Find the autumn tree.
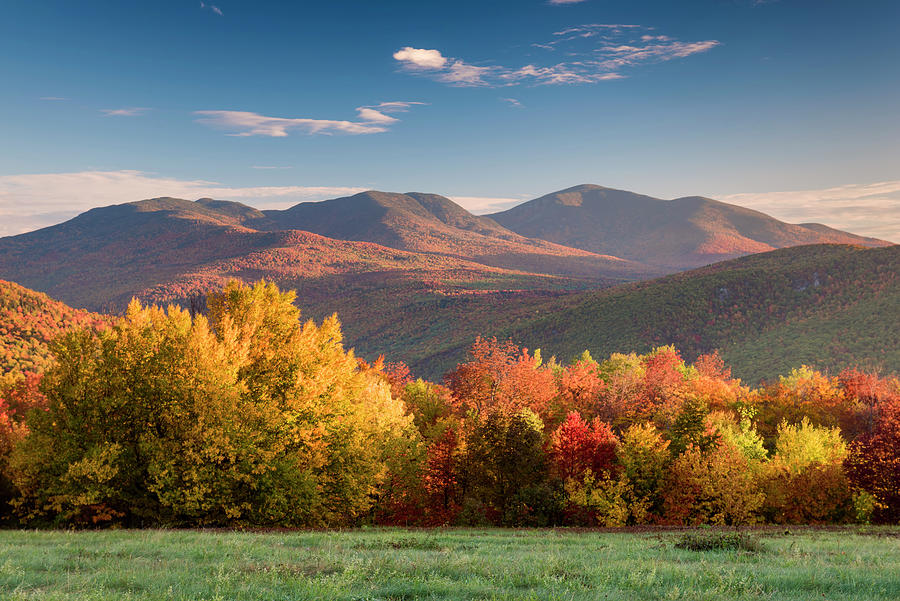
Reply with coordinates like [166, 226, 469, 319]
[0, 372, 45, 519]
[445, 337, 556, 420]
[11, 281, 412, 527]
[845, 391, 900, 523]
[549, 412, 619, 482]
[617, 423, 671, 520]
[458, 407, 554, 525]
[759, 418, 854, 524]
[662, 442, 764, 526]
[753, 367, 850, 444]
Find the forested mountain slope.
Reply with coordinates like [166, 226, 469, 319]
[330, 244, 899, 383]
[490, 244, 900, 383]
[0, 280, 108, 376]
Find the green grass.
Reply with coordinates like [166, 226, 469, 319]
[1, 528, 898, 600]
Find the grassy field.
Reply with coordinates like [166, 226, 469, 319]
[1, 528, 898, 600]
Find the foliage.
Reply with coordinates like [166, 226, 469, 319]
[846, 392, 900, 523]
[445, 337, 555, 420]
[2, 273, 899, 527]
[0, 280, 108, 377]
[617, 423, 671, 518]
[662, 443, 764, 526]
[708, 410, 768, 463]
[563, 471, 646, 527]
[10, 281, 412, 527]
[457, 407, 552, 525]
[759, 418, 853, 524]
[549, 412, 619, 482]
[669, 396, 719, 455]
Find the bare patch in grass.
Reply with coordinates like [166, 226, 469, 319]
[674, 531, 766, 553]
[242, 560, 344, 577]
[351, 538, 443, 551]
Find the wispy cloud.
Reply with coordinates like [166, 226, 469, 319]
[39, 96, 66, 101]
[194, 101, 424, 137]
[394, 25, 718, 87]
[719, 181, 900, 242]
[0, 170, 368, 236]
[548, 0, 588, 4]
[450, 195, 529, 214]
[355, 101, 427, 124]
[501, 97, 523, 108]
[251, 165, 293, 170]
[101, 107, 150, 117]
[200, 2, 223, 16]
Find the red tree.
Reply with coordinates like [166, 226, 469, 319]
[550, 412, 619, 482]
[846, 392, 900, 523]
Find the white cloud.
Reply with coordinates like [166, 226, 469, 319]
[355, 108, 398, 124]
[501, 97, 523, 108]
[718, 181, 900, 242]
[366, 101, 427, 112]
[393, 47, 448, 70]
[39, 96, 66, 101]
[394, 26, 718, 87]
[393, 47, 494, 87]
[440, 62, 495, 86]
[0, 170, 367, 236]
[548, 0, 588, 4]
[101, 107, 150, 117]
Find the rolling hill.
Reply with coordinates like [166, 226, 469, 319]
[0, 243, 896, 386]
[488, 184, 890, 269]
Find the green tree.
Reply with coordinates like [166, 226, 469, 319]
[459, 407, 553, 525]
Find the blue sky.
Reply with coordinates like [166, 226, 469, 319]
[1, 0, 898, 239]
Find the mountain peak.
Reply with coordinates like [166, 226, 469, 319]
[489, 185, 890, 269]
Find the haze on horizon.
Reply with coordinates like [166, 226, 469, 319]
[1, 0, 898, 240]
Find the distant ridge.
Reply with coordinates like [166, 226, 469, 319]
[488, 184, 889, 269]
[0, 192, 649, 313]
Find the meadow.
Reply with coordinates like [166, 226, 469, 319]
[1, 528, 898, 601]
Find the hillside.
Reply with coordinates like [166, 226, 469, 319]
[489, 185, 890, 270]
[386, 244, 898, 383]
[0, 280, 108, 377]
[0, 243, 896, 386]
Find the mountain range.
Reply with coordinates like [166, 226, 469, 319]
[0, 184, 894, 382]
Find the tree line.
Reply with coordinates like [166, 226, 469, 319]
[1, 281, 897, 527]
